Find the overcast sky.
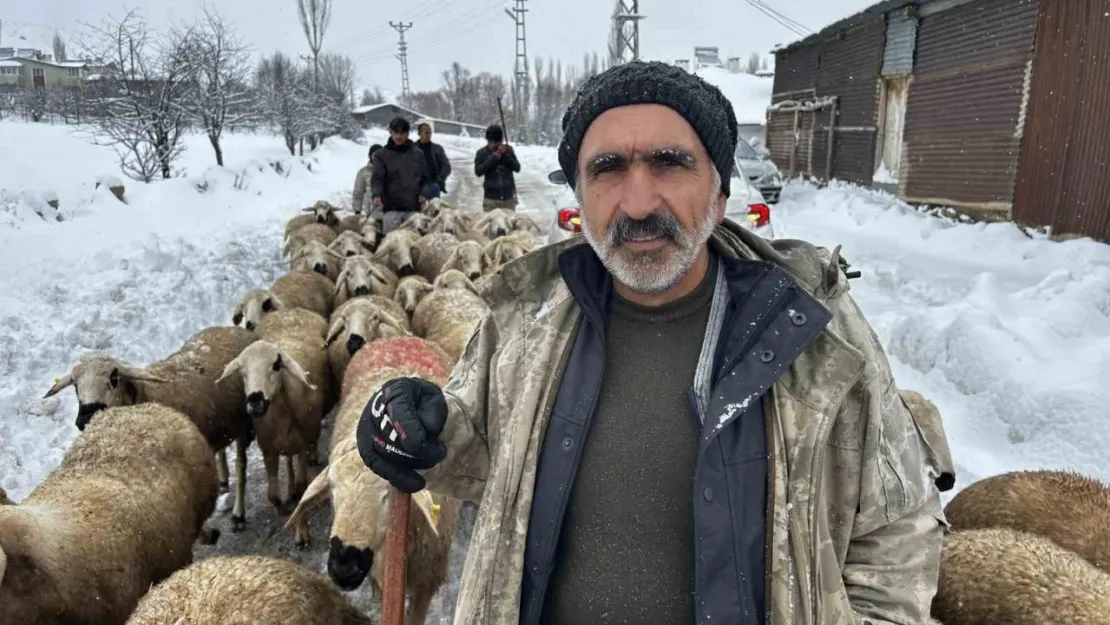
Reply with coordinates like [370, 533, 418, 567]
[6, 0, 876, 93]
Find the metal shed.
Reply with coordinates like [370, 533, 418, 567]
[350, 102, 487, 137]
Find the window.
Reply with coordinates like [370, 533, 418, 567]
[67, 67, 82, 77]
[32, 68, 44, 77]
[0, 67, 17, 76]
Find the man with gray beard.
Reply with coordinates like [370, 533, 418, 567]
[356, 61, 948, 625]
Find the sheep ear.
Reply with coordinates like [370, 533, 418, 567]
[231, 304, 244, 326]
[334, 266, 350, 292]
[324, 317, 347, 347]
[285, 468, 331, 530]
[482, 252, 496, 271]
[215, 356, 242, 385]
[412, 490, 441, 537]
[301, 206, 316, 213]
[269, 295, 285, 311]
[43, 372, 74, 398]
[279, 351, 316, 390]
[120, 365, 171, 383]
[326, 247, 346, 260]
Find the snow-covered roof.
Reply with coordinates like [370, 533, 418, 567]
[0, 60, 22, 67]
[351, 102, 487, 131]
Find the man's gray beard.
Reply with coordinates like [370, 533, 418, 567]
[582, 193, 719, 295]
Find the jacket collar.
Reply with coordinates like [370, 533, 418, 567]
[386, 138, 412, 152]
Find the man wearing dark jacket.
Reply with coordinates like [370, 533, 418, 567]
[371, 117, 430, 233]
[474, 124, 521, 211]
[416, 121, 451, 199]
[355, 61, 949, 625]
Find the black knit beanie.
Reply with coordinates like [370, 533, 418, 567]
[557, 60, 739, 197]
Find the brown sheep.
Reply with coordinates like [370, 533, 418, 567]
[43, 325, 256, 530]
[373, 228, 421, 277]
[411, 231, 460, 281]
[329, 229, 378, 258]
[290, 239, 344, 282]
[216, 308, 333, 546]
[284, 201, 341, 239]
[412, 269, 490, 364]
[0, 403, 219, 625]
[933, 527, 1110, 625]
[284, 222, 338, 259]
[394, 274, 434, 316]
[325, 297, 412, 385]
[334, 254, 400, 306]
[124, 555, 372, 625]
[289, 337, 459, 624]
[232, 270, 334, 333]
[944, 470, 1110, 570]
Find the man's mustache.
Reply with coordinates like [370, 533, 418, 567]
[607, 212, 680, 245]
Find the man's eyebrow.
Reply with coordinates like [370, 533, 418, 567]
[583, 146, 698, 177]
[584, 152, 627, 177]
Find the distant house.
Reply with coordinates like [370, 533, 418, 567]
[768, 0, 1110, 242]
[0, 56, 89, 92]
[350, 102, 488, 137]
[693, 46, 724, 69]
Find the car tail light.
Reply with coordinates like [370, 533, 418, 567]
[557, 208, 582, 233]
[746, 203, 771, 229]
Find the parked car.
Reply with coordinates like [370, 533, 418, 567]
[545, 155, 776, 244]
[735, 139, 783, 204]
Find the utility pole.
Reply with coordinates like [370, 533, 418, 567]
[503, 0, 529, 139]
[389, 21, 413, 104]
[611, 0, 645, 64]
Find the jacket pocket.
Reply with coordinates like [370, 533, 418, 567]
[875, 380, 936, 525]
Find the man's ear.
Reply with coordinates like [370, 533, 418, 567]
[715, 192, 728, 221]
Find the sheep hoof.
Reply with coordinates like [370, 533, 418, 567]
[218, 480, 230, 493]
[231, 515, 247, 532]
[295, 538, 310, 551]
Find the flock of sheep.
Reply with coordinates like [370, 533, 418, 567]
[1, 192, 1108, 625]
[0, 198, 542, 624]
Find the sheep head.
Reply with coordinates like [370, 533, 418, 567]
[216, 341, 315, 419]
[476, 210, 514, 239]
[325, 304, 410, 357]
[441, 240, 491, 283]
[287, 447, 440, 591]
[510, 213, 543, 235]
[484, 237, 530, 270]
[394, 276, 434, 315]
[291, 240, 343, 279]
[373, 230, 419, 277]
[303, 200, 339, 226]
[330, 230, 375, 258]
[43, 354, 170, 430]
[428, 210, 467, 236]
[433, 269, 481, 296]
[359, 219, 381, 251]
[232, 289, 284, 333]
[399, 213, 432, 235]
[335, 256, 396, 300]
[421, 197, 455, 218]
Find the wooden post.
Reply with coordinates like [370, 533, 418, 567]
[380, 488, 412, 625]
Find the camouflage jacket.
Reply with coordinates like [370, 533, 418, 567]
[423, 219, 949, 625]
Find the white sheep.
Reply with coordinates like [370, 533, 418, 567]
[124, 555, 373, 625]
[420, 196, 455, 217]
[933, 527, 1110, 625]
[290, 239, 344, 282]
[439, 239, 495, 283]
[0, 403, 220, 624]
[284, 201, 341, 239]
[289, 336, 459, 624]
[373, 228, 422, 277]
[335, 212, 369, 237]
[334, 254, 400, 306]
[359, 218, 382, 251]
[399, 212, 433, 235]
[484, 232, 535, 272]
[216, 308, 334, 547]
[232, 270, 334, 333]
[411, 231, 460, 281]
[394, 274, 435, 316]
[284, 222, 339, 259]
[43, 325, 256, 530]
[412, 269, 490, 364]
[426, 209, 472, 237]
[475, 208, 516, 239]
[509, 212, 544, 235]
[325, 297, 412, 386]
[329, 229, 378, 258]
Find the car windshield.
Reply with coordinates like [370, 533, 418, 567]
[735, 140, 760, 159]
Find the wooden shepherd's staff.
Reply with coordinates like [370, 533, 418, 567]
[380, 487, 411, 625]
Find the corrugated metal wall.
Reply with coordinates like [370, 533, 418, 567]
[901, 0, 1039, 214]
[1012, 0, 1110, 241]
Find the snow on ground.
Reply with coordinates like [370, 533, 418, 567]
[694, 66, 773, 125]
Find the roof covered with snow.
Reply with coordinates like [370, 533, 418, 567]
[694, 67, 774, 126]
[0, 60, 22, 67]
[351, 102, 488, 131]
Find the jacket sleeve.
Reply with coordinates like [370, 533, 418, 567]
[419, 312, 496, 503]
[370, 154, 385, 198]
[506, 148, 522, 173]
[841, 352, 946, 625]
[436, 145, 452, 186]
[474, 148, 496, 177]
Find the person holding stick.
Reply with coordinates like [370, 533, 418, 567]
[474, 124, 520, 211]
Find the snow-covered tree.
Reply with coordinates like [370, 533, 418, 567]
[187, 6, 255, 166]
[317, 52, 356, 107]
[52, 32, 67, 63]
[255, 51, 304, 155]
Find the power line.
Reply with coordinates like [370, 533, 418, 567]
[750, 0, 812, 35]
[389, 21, 413, 102]
[350, 2, 503, 72]
[743, 0, 809, 37]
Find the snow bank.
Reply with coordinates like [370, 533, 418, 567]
[694, 67, 774, 125]
[773, 181, 1110, 493]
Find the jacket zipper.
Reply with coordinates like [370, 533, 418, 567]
[763, 394, 776, 625]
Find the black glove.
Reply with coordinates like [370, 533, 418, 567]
[356, 377, 448, 493]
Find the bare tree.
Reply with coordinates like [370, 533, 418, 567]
[52, 32, 67, 62]
[295, 0, 332, 149]
[317, 52, 356, 106]
[77, 11, 199, 181]
[255, 51, 303, 155]
[188, 6, 254, 166]
[746, 52, 761, 74]
[358, 87, 385, 106]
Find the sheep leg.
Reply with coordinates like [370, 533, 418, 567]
[262, 449, 286, 515]
[406, 589, 433, 625]
[293, 453, 311, 549]
[231, 437, 249, 532]
[215, 448, 230, 492]
[284, 455, 296, 504]
[197, 521, 221, 546]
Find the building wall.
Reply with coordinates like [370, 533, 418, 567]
[900, 0, 1039, 216]
[1012, 0, 1110, 242]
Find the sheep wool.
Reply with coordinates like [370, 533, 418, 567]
[944, 469, 1110, 571]
[125, 555, 372, 625]
[933, 527, 1110, 625]
[412, 232, 461, 281]
[0, 404, 218, 625]
[412, 269, 490, 364]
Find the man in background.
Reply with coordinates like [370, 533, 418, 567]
[371, 117, 429, 233]
[416, 120, 451, 200]
[352, 143, 382, 220]
[474, 124, 521, 211]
